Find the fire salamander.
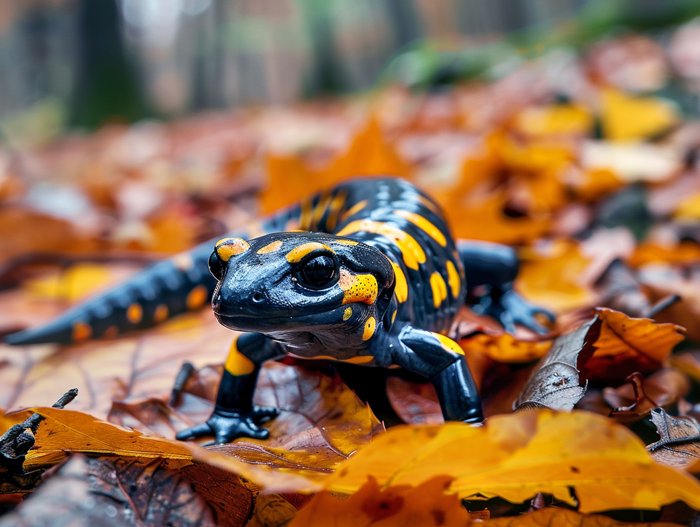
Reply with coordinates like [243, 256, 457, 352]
[6, 177, 552, 443]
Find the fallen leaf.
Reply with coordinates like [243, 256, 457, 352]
[586, 308, 685, 382]
[604, 370, 691, 422]
[462, 333, 551, 364]
[318, 409, 700, 513]
[600, 88, 679, 142]
[648, 408, 700, 469]
[480, 507, 683, 527]
[289, 475, 468, 527]
[515, 317, 600, 411]
[0, 455, 216, 527]
[386, 377, 443, 425]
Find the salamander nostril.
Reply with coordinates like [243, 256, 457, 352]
[252, 292, 264, 303]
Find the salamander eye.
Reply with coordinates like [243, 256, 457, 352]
[209, 251, 225, 281]
[299, 255, 337, 289]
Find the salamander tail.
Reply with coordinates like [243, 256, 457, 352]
[4, 248, 216, 346]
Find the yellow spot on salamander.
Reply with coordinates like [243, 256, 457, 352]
[446, 261, 461, 299]
[337, 220, 426, 270]
[392, 310, 397, 323]
[127, 303, 143, 324]
[339, 269, 378, 305]
[289, 353, 374, 364]
[225, 337, 255, 376]
[391, 262, 408, 303]
[343, 306, 353, 321]
[335, 239, 358, 245]
[286, 242, 334, 263]
[153, 304, 169, 323]
[430, 272, 448, 308]
[103, 325, 118, 339]
[325, 192, 347, 232]
[393, 210, 447, 246]
[363, 317, 376, 341]
[311, 191, 332, 230]
[435, 333, 464, 356]
[215, 238, 250, 262]
[257, 240, 283, 254]
[339, 200, 368, 223]
[172, 253, 194, 271]
[72, 321, 92, 341]
[186, 285, 208, 310]
[299, 197, 313, 230]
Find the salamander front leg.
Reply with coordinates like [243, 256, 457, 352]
[457, 240, 554, 334]
[396, 327, 483, 423]
[176, 332, 284, 444]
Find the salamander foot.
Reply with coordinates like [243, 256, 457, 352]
[176, 405, 279, 444]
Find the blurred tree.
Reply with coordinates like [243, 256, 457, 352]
[70, 0, 147, 129]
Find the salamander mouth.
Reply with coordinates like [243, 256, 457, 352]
[213, 304, 350, 332]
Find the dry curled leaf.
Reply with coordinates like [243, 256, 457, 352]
[515, 317, 600, 411]
[648, 408, 700, 469]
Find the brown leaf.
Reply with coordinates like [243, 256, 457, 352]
[0, 455, 216, 527]
[515, 317, 600, 411]
[386, 377, 443, 425]
[648, 408, 700, 469]
[481, 507, 683, 527]
[604, 370, 690, 422]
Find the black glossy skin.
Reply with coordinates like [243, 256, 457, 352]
[5, 177, 552, 443]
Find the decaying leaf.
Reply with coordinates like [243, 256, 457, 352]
[0, 455, 216, 527]
[480, 507, 683, 527]
[648, 408, 700, 469]
[514, 317, 600, 411]
[586, 308, 685, 382]
[318, 409, 700, 513]
[289, 475, 468, 527]
[604, 370, 691, 422]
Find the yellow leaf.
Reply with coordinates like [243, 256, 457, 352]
[600, 88, 679, 142]
[461, 333, 551, 363]
[24, 263, 112, 302]
[319, 410, 700, 513]
[512, 104, 593, 137]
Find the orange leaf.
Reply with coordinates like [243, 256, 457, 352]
[289, 476, 468, 527]
[318, 409, 700, 513]
[586, 308, 685, 382]
[445, 190, 549, 244]
[260, 118, 411, 213]
[461, 333, 551, 363]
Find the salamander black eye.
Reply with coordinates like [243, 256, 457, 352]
[299, 255, 337, 289]
[209, 251, 225, 281]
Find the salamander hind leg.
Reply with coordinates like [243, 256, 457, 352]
[457, 240, 554, 334]
[396, 327, 483, 423]
[176, 332, 284, 444]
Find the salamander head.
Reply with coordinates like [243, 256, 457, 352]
[209, 233, 395, 343]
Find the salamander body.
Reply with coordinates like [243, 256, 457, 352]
[6, 177, 551, 443]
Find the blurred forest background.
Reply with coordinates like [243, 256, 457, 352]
[2, 0, 700, 137]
